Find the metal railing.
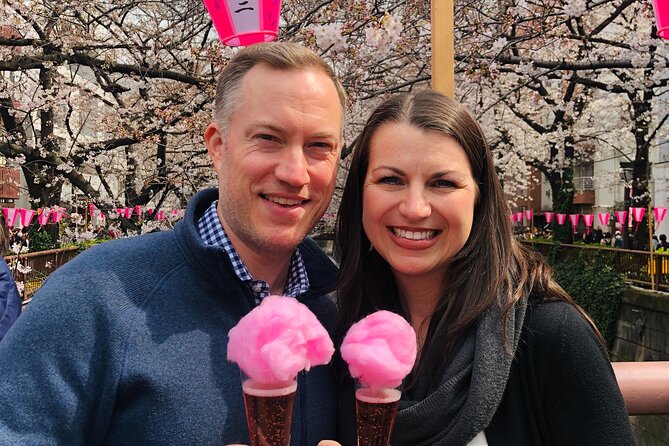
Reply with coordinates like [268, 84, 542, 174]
[522, 240, 669, 291]
[4, 246, 81, 299]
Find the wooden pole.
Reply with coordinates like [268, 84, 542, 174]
[431, 0, 455, 97]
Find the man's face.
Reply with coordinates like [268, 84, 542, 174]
[204, 63, 343, 258]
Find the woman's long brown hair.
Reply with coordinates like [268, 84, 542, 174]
[334, 91, 603, 384]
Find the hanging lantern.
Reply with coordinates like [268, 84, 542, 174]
[652, 0, 669, 39]
[202, 0, 282, 47]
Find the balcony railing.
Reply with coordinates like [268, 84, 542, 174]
[573, 175, 594, 192]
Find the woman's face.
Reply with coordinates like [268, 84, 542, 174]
[362, 122, 478, 280]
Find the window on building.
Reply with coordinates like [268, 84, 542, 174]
[573, 162, 594, 192]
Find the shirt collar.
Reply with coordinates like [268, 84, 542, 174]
[196, 201, 310, 304]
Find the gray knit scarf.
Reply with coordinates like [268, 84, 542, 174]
[392, 296, 528, 445]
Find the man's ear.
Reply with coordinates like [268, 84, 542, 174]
[204, 122, 224, 168]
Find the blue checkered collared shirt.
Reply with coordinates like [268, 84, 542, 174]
[196, 201, 309, 305]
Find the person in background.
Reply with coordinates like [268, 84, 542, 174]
[652, 235, 659, 251]
[659, 234, 669, 251]
[331, 91, 634, 445]
[601, 231, 612, 246]
[613, 230, 623, 248]
[0, 42, 346, 445]
[0, 257, 21, 341]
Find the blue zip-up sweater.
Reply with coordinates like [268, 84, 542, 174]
[0, 189, 339, 445]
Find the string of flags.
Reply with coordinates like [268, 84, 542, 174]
[2, 205, 185, 228]
[510, 207, 668, 234]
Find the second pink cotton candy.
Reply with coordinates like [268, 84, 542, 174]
[227, 295, 335, 386]
[341, 310, 417, 389]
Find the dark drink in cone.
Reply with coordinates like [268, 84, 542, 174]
[355, 387, 401, 446]
[242, 379, 297, 446]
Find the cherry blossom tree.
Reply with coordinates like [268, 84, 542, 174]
[455, 0, 668, 245]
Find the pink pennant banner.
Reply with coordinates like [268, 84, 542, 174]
[52, 207, 65, 223]
[19, 208, 35, 227]
[598, 213, 610, 227]
[514, 212, 523, 223]
[135, 205, 141, 216]
[38, 209, 51, 225]
[124, 208, 133, 218]
[89, 203, 95, 217]
[583, 214, 594, 226]
[157, 210, 164, 220]
[556, 213, 567, 225]
[147, 208, 154, 215]
[631, 207, 645, 232]
[569, 214, 580, 234]
[544, 212, 554, 223]
[524, 209, 533, 221]
[631, 207, 645, 222]
[3, 207, 19, 227]
[615, 210, 628, 225]
[583, 214, 594, 234]
[654, 207, 667, 224]
[115, 208, 123, 215]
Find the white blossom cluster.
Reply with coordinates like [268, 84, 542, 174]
[310, 23, 347, 52]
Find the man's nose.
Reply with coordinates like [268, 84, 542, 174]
[275, 146, 310, 187]
[398, 187, 431, 220]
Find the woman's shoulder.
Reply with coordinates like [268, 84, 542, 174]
[521, 298, 606, 363]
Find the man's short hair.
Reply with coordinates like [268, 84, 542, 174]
[213, 42, 347, 135]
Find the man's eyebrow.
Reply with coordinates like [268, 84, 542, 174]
[252, 121, 286, 134]
[251, 121, 338, 140]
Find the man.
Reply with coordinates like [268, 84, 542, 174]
[0, 42, 346, 445]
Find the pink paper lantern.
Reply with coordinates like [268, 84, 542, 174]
[652, 0, 669, 39]
[38, 209, 51, 226]
[583, 214, 594, 234]
[556, 213, 567, 225]
[514, 212, 523, 223]
[3, 207, 19, 227]
[615, 210, 628, 225]
[524, 209, 533, 221]
[135, 205, 142, 216]
[19, 208, 35, 227]
[124, 208, 133, 219]
[598, 213, 610, 227]
[202, 0, 281, 47]
[654, 207, 667, 224]
[569, 214, 579, 233]
[631, 207, 645, 232]
[544, 211, 554, 223]
[52, 207, 65, 223]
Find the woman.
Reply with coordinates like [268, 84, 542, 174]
[332, 91, 634, 445]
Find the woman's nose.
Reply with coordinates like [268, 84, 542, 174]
[398, 187, 431, 220]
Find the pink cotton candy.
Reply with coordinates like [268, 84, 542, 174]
[227, 295, 335, 386]
[341, 311, 417, 389]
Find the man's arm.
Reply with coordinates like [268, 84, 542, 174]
[0, 265, 122, 445]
